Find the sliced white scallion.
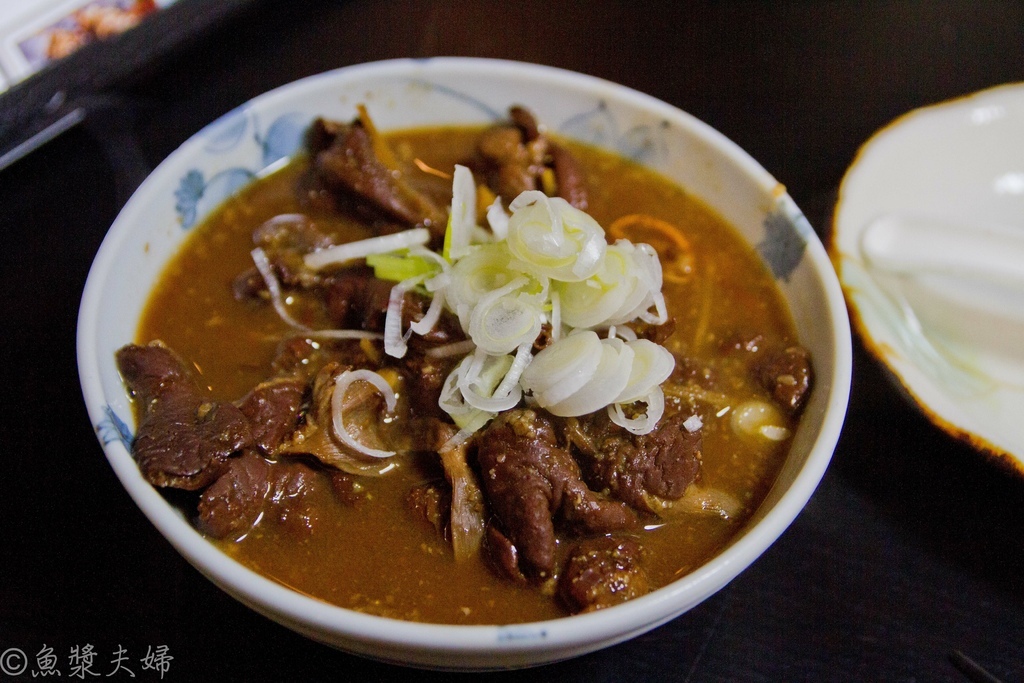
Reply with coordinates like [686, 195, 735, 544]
[505, 193, 606, 282]
[466, 276, 544, 354]
[303, 228, 431, 270]
[520, 329, 603, 407]
[457, 349, 522, 413]
[614, 339, 676, 404]
[331, 369, 398, 459]
[543, 337, 635, 417]
[555, 242, 637, 329]
[608, 386, 666, 435]
[446, 164, 477, 261]
[486, 196, 509, 240]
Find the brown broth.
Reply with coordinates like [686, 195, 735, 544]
[137, 128, 800, 625]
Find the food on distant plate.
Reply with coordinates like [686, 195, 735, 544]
[116, 106, 812, 624]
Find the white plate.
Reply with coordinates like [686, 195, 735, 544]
[832, 82, 1024, 475]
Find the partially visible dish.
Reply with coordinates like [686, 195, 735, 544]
[832, 82, 1024, 475]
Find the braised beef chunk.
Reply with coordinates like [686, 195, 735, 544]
[400, 352, 461, 419]
[198, 453, 330, 539]
[265, 459, 324, 534]
[232, 215, 334, 300]
[558, 536, 650, 614]
[270, 337, 321, 377]
[197, 451, 271, 539]
[477, 409, 637, 580]
[568, 411, 702, 513]
[474, 106, 590, 210]
[116, 343, 252, 490]
[235, 378, 306, 455]
[306, 117, 447, 236]
[757, 345, 813, 415]
[548, 143, 589, 210]
[324, 268, 393, 332]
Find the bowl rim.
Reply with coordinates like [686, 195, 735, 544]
[77, 56, 852, 664]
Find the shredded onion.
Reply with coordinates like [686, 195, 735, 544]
[331, 370, 398, 459]
[383, 275, 426, 358]
[303, 228, 431, 270]
[251, 247, 311, 331]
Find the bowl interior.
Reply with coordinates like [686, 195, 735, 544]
[78, 57, 851, 670]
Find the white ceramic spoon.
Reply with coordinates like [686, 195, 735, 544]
[859, 212, 1024, 367]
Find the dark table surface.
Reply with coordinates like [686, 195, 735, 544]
[2, 1, 1023, 680]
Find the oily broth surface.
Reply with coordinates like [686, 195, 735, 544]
[136, 127, 798, 624]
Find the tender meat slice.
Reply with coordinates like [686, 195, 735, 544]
[756, 345, 813, 415]
[197, 451, 271, 539]
[116, 343, 252, 490]
[307, 117, 447, 236]
[558, 536, 650, 614]
[477, 409, 637, 580]
[235, 377, 306, 455]
[567, 411, 702, 514]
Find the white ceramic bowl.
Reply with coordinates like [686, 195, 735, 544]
[77, 58, 852, 670]
[833, 83, 1024, 475]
